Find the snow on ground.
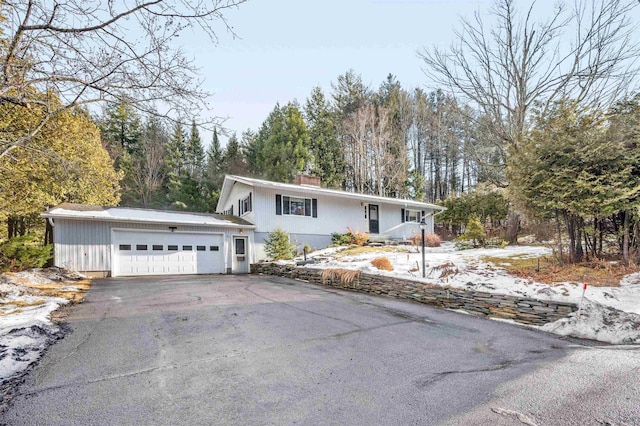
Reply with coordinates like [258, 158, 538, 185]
[302, 242, 640, 344]
[0, 269, 87, 385]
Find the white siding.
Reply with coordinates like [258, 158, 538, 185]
[53, 219, 253, 273]
[253, 186, 368, 235]
[219, 182, 254, 223]
[253, 186, 435, 238]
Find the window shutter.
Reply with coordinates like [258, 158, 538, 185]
[312, 198, 318, 218]
[422, 210, 426, 222]
[276, 194, 282, 215]
[283, 196, 290, 215]
[401, 208, 405, 223]
[230, 205, 233, 216]
[249, 193, 252, 212]
[304, 199, 312, 216]
[239, 200, 241, 215]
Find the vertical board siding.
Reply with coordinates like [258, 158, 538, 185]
[219, 182, 254, 223]
[53, 219, 252, 272]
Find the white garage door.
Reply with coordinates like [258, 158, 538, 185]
[113, 230, 225, 276]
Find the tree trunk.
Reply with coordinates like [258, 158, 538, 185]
[623, 209, 630, 265]
[555, 210, 564, 266]
[506, 212, 520, 245]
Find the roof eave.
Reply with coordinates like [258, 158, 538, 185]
[41, 212, 257, 229]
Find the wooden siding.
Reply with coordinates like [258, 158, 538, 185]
[53, 219, 254, 272]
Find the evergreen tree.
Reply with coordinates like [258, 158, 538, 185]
[99, 101, 142, 160]
[304, 86, 344, 188]
[251, 102, 311, 183]
[223, 133, 248, 176]
[264, 227, 295, 260]
[186, 120, 205, 179]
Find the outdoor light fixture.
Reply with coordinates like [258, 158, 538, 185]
[419, 217, 427, 278]
[169, 226, 177, 232]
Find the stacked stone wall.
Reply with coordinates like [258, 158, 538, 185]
[251, 263, 577, 326]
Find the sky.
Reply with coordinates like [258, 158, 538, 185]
[181, 0, 639, 146]
[182, 0, 492, 145]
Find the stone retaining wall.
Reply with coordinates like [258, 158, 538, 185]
[251, 263, 577, 326]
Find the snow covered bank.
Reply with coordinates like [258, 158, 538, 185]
[302, 243, 640, 344]
[0, 269, 88, 385]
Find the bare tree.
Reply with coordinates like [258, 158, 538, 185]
[419, 0, 640, 159]
[0, 0, 246, 159]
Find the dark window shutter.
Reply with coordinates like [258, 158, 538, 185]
[401, 208, 405, 223]
[230, 205, 233, 215]
[276, 194, 282, 215]
[283, 196, 290, 215]
[312, 198, 318, 218]
[249, 193, 252, 212]
[239, 200, 241, 215]
[422, 210, 426, 222]
[304, 199, 311, 216]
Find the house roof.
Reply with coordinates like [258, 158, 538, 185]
[42, 203, 256, 228]
[217, 175, 446, 212]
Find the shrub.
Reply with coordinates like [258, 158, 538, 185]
[409, 232, 442, 247]
[370, 257, 393, 271]
[264, 227, 295, 260]
[457, 215, 487, 248]
[331, 228, 369, 246]
[0, 234, 53, 272]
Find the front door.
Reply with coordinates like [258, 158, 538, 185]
[232, 236, 249, 273]
[368, 204, 379, 234]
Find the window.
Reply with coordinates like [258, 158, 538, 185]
[276, 195, 317, 217]
[168, 245, 178, 251]
[136, 244, 148, 251]
[152, 245, 163, 251]
[235, 238, 246, 255]
[182, 245, 192, 251]
[210, 246, 219, 251]
[404, 209, 421, 223]
[197, 246, 206, 251]
[223, 205, 234, 216]
[240, 194, 252, 215]
[119, 244, 131, 251]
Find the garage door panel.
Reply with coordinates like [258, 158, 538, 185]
[113, 230, 225, 276]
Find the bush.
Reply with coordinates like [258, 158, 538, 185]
[264, 227, 295, 260]
[457, 215, 487, 248]
[331, 228, 369, 246]
[371, 257, 393, 271]
[409, 233, 442, 247]
[0, 234, 52, 272]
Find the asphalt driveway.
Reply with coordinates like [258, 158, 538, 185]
[2, 274, 633, 425]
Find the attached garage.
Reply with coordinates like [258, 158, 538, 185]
[42, 204, 255, 277]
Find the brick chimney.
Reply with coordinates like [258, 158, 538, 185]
[295, 174, 321, 187]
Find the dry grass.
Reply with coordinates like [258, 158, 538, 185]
[321, 269, 362, 284]
[337, 246, 409, 257]
[430, 261, 459, 279]
[409, 233, 442, 247]
[370, 257, 393, 271]
[24, 279, 92, 303]
[482, 255, 640, 287]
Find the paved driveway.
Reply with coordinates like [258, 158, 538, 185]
[2, 274, 637, 425]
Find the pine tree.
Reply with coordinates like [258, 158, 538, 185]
[264, 227, 295, 260]
[186, 120, 205, 179]
[305, 86, 344, 188]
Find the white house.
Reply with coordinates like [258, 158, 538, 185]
[216, 174, 446, 260]
[42, 204, 256, 277]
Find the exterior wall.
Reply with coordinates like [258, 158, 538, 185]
[253, 231, 332, 261]
[52, 219, 254, 274]
[252, 186, 436, 252]
[219, 181, 254, 224]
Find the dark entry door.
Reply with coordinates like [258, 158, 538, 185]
[368, 204, 379, 234]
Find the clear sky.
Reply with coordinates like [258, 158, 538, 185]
[182, 0, 638, 146]
[180, 0, 491, 145]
